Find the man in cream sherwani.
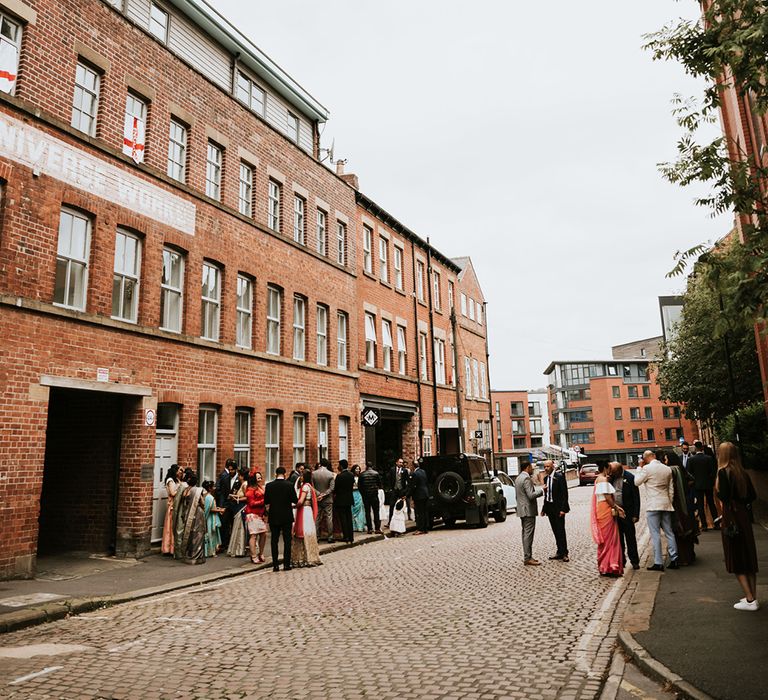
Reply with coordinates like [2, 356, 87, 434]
[635, 449, 678, 571]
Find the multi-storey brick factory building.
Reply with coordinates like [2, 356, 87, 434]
[0, 0, 492, 578]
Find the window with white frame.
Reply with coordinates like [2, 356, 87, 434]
[265, 411, 280, 479]
[450, 343, 457, 386]
[432, 271, 441, 310]
[286, 112, 299, 143]
[234, 409, 251, 469]
[434, 337, 446, 384]
[419, 332, 428, 380]
[268, 180, 281, 231]
[316, 209, 327, 256]
[123, 93, 147, 164]
[469, 298, 476, 321]
[479, 362, 487, 399]
[200, 262, 221, 341]
[337, 311, 348, 370]
[336, 221, 346, 265]
[71, 62, 100, 136]
[149, 3, 169, 43]
[236, 275, 253, 348]
[235, 71, 265, 116]
[364, 313, 377, 367]
[472, 358, 480, 398]
[379, 237, 388, 283]
[54, 208, 91, 310]
[464, 357, 472, 398]
[448, 281, 454, 309]
[477, 303, 483, 326]
[266, 285, 281, 354]
[293, 295, 306, 360]
[382, 319, 393, 372]
[338, 416, 349, 461]
[197, 406, 217, 483]
[160, 247, 184, 332]
[0, 13, 21, 95]
[112, 229, 141, 322]
[293, 195, 305, 244]
[317, 415, 329, 461]
[363, 226, 373, 274]
[238, 162, 253, 217]
[205, 142, 223, 200]
[397, 325, 407, 375]
[423, 434, 432, 456]
[460, 293, 467, 316]
[416, 260, 425, 302]
[316, 304, 328, 365]
[167, 118, 187, 182]
[293, 413, 306, 466]
[393, 245, 403, 290]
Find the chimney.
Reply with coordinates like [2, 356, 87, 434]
[335, 159, 346, 176]
[335, 159, 359, 190]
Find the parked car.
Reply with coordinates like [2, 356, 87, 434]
[420, 453, 507, 527]
[490, 471, 517, 513]
[578, 463, 599, 486]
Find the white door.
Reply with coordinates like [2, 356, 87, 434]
[151, 433, 178, 542]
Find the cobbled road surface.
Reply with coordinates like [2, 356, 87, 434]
[0, 487, 641, 699]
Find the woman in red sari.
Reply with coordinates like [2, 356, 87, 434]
[244, 472, 267, 564]
[292, 469, 321, 567]
[591, 463, 625, 577]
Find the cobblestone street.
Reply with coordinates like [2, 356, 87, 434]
[0, 487, 642, 700]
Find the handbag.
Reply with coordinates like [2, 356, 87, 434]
[724, 522, 740, 538]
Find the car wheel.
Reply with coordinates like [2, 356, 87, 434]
[477, 500, 489, 528]
[443, 516, 456, 528]
[493, 497, 507, 523]
[435, 471, 465, 504]
[579, 480, 585, 486]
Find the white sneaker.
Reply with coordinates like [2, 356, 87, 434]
[733, 599, 759, 611]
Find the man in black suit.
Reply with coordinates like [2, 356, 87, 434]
[541, 460, 570, 561]
[409, 461, 430, 534]
[215, 458, 239, 546]
[388, 457, 411, 523]
[264, 466, 298, 571]
[688, 441, 718, 530]
[357, 461, 383, 534]
[609, 461, 641, 569]
[333, 459, 355, 544]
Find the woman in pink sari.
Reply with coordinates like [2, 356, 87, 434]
[291, 469, 322, 567]
[591, 463, 625, 577]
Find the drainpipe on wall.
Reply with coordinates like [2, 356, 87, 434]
[483, 301, 495, 468]
[426, 239, 440, 456]
[450, 306, 465, 453]
[410, 239, 424, 456]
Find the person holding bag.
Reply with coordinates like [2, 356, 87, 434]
[715, 442, 759, 611]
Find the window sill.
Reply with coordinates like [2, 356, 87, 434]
[394, 287, 407, 297]
[363, 270, 377, 281]
[379, 279, 392, 289]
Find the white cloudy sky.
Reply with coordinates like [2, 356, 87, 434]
[210, 0, 727, 389]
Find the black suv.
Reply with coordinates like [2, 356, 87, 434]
[419, 453, 506, 528]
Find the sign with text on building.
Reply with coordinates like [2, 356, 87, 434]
[0, 112, 196, 235]
[96, 367, 109, 382]
[361, 407, 380, 427]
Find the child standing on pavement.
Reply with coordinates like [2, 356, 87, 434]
[389, 497, 407, 535]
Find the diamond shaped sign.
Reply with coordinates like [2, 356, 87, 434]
[361, 407, 380, 427]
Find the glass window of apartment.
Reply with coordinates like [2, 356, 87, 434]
[265, 411, 280, 480]
[149, 3, 169, 42]
[510, 401, 524, 416]
[292, 295, 306, 360]
[511, 420, 524, 434]
[642, 385, 651, 398]
[123, 93, 147, 164]
[465, 357, 472, 398]
[71, 62, 100, 136]
[472, 358, 480, 398]
[416, 260, 425, 302]
[630, 407, 640, 420]
[614, 408, 622, 420]
[293, 195, 305, 245]
[647, 428, 655, 441]
[268, 180, 281, 231]
[112, 229, 141, 322]
[528, 401, 541, 416]
[0, 13, 21, 95]
[197, 406, 217, 483]
[364, 312, 377, 367]
[336, 221, 346, 265]
[235, 275, 252, 349]
[266, 285, 281, 355]
[316, 209, 327, 256]
[293, 413, 306, 466]
[363, 226, 373, 274]
[450, 343, 457, 386]
[316, 304, 328, 366]
[644, 407, 653, 420]
[167, 118, 187, 182]
[160, 247, 184, 332]
[54, 208, 91, 310]
[448, 281, 454, 309]
[460, 292, 467, 316]
[419, 332, 428, 380]
[530, 419, 542, 434]
[382, 320, 393, 371]
[286, 112, 299, 143]
[623, 364, 632, 378]
[479, 361, 487, 398]
[432, 272, 441, 310]
[616, 429, 625, 442]
[235, 71, 265, 116]
[468, 298, 476, 320]
[200, 262, 221, 341]
[234, 409, 251, 469]
[397, 325, 407, 375]
[631, 429, 642, 442]
[513, 437, 527, 449]
[338, 417, 349, 461]
[238, 163, 253, 217]
[627, 385, 638, 398]
[423, 434, 432, 456]
[337, 312, 348, 370]
[205, 142, 223, 200]
[612, 386, 621, 398]
[607, 364, 618, 376]
[477, 303, 483, 326]
[379, 237, 388, 283]
[393, 246, 403, 290]
[317, 415, 329, 461]
[434, 338, 446, 384]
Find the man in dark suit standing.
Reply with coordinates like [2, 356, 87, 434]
[688, 441, 718, 530]
[216, 458, 239, 547]
[409, 461, 430, 535]
[610, 461, 640, 569]
[357, 461, 382, 534]
[388, 457, 411, 523]
[541, 460, 570, 561]
[333, 459, 355, 544]
[264, 466, 298, 571]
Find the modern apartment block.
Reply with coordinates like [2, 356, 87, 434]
[491, 389, 549, 453]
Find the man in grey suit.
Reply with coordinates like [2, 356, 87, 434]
[515, 460, 544, 566]
[312, 458, 336, 543]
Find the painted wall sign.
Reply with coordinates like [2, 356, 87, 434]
[0, 112, 196, 235]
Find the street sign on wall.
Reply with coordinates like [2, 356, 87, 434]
[361, 407, 380, 427]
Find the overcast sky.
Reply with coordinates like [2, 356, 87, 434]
[211, 0, 727, 389]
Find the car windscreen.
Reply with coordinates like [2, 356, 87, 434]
[467, 458, 489, 480]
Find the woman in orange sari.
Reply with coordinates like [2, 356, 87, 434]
[292, 468, 321, 567]
[161, 464, 181, 555]
[591, 463, 625, 577]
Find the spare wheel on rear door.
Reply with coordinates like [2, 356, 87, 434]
[435, 471, 465, 504]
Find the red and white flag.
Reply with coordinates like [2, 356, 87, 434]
[0, 42, 18, 94]
[122, 114, 145, 164]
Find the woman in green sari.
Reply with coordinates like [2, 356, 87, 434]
[174, 472, 206, 564]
